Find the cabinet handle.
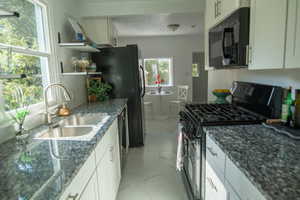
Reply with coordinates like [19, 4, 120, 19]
[207, 177, 218, 192]
[207, 147, 218, 157]
[66, 193, 79, 200]
[110, 146, 114, 162]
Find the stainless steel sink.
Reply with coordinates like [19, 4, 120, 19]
[36, 126, 94, 140]
[34, 113, 110, 141]
[59, 113, 110, 127]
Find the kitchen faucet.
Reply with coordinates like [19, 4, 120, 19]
[44, 83, 72, 125]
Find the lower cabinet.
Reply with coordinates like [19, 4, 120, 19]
[205, 161, 228, 200]
[205, 135, 265, 200]
[80, 173, 99, 200]
[60, 119, 121, 200]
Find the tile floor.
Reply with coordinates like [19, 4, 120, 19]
[117, 118, 188, 200]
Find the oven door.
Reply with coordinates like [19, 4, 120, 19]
[182, 132, 202, 200]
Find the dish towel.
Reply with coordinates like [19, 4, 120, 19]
[176, 123, 184, 171]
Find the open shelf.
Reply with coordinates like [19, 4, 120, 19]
[62, 72, 102, 76]
[59, 42, 100, 52]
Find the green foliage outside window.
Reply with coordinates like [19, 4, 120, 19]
[144, 58, 172, 86]
[0, 0, 47, 111]
[192, 64, 199, 77]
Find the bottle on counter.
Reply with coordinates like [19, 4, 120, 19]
[281, 87, 294, 125]
[295, 90, 300, 128]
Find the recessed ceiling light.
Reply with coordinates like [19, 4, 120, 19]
[167, 24, 180, 32]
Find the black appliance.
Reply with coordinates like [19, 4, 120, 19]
[209, 7, 250, 68]
[92, 45, 146, 147]
[178, 81, 283, 200]
[118, 107, 129, 169]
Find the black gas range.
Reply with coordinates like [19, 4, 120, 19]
[179, 81, 283, 200]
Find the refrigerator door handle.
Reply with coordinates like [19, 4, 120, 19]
[140, 65, 146, 97]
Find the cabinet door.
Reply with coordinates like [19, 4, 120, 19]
[249, 0, 288, 69]
[205, 0, 217, 30]
[111, 130, 121, 196]
[97, 149, 114, 200]
[285, 0, 300, 68]
[82, 17, 110, 45]
[80, 173, 98, 200]
[205, 161, 228, 200]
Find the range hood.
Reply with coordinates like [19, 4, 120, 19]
[0, 7, 19, 18]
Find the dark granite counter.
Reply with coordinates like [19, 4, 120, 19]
[204, 125, 300, 200]
[0, 99, 127, 200]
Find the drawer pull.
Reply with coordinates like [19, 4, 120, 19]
[66, 193, 79, 200]
[207, 147, 218, 157]
[207, 177, 218, 192]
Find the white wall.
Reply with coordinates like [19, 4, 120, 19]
[47, 0, 87, 108]
[119, 35, 203, 117]
[208, 68, 300, 101]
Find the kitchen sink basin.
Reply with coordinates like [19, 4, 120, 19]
[34, 113, 111, 141]
[35, 126, 95, 140]
[59, 113, 110, 127]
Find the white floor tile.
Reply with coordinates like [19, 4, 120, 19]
[117, 118, 188, 200]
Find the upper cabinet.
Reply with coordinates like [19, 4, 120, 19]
[82, 17, 118, 47]
[205, 0, 250, 30]
[248, 0, 288, 70]
[285, 0, 300, 69]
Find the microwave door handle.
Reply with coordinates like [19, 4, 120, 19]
[222, 28, 234, 61]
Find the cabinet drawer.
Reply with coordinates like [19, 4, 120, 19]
[60, 151, 96, 200]
[205, 160, 228, 200]
[225, 158, 266, 200]
[95, 120, 117, 165]
[206, 135, 226, 179]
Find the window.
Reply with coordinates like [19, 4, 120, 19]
[144, 58, 173, 87]
[192, 63, 199, 77]
[0, 0, 50, 111]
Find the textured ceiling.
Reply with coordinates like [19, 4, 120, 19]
[112, 13, 204, 37]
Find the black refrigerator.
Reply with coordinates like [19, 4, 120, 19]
[92, 45, 145, 147]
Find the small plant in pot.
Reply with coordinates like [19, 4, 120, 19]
[88, 80, 112, 102]
[6, 87, 31, 140]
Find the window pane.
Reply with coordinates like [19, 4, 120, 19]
[0, 50, 47, 111]
[158, 59, 171, 85]
[0, 0, 46, 51]
[144, 59, 159, 86]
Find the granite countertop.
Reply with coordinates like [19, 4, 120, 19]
[0, 99, 127, 200]
[204, 125, 300, 200]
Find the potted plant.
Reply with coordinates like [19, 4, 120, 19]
[7, 87, 31, 140]
[88, 79, 112, 102]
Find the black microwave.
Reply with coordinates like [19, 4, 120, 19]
[209, 7, 250, 69]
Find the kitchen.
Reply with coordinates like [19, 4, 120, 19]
[0, 0, 300, 200]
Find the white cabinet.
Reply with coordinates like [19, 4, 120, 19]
[96, 120, 121, 200]
[60, 151, 96, 200]
[82, 17, 118, 46]
[60, 119, 121, 200]
[285, 0, 300, 68]
[80, 173, 98, 200]
[205, 161, 228, 200]
[248, 0, 288, 70]
[205, 0, 250, 30]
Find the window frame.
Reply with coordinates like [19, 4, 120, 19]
[0, 0, 56, 116]
[143, 57, 174, 87]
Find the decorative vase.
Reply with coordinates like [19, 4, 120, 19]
[212, 92, 231, 104]
[157, 85, 162, 94]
